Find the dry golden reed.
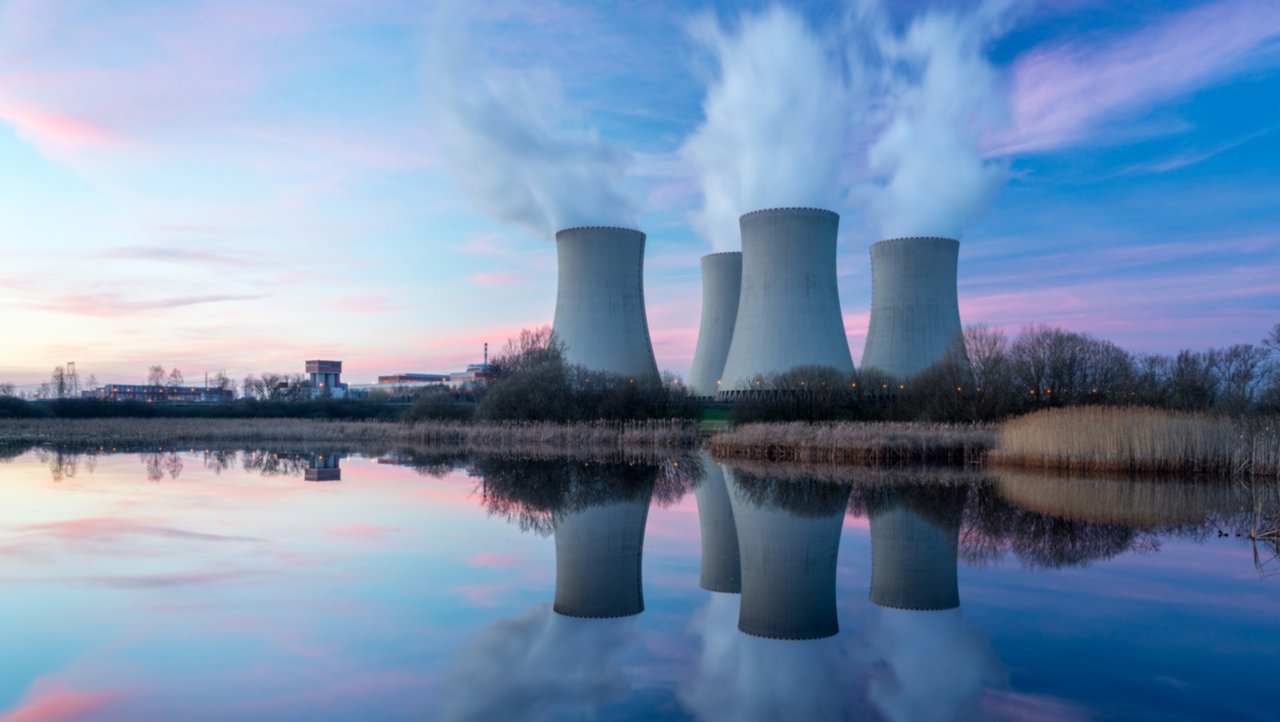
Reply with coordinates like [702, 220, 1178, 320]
[708, 421, 994, 466]
[992, 407, 1280, 479]
[0, 418, 699, 456]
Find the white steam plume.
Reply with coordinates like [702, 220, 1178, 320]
[423, 6, 634, 239]
[853, 0, 1020, 240]
[436, 604, 635, 721]
[681, 6, 849, 251]
[864, 607, 1007, 722]
[678, 593, 850, 720]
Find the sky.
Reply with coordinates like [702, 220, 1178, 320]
[1, 0, 1278, 390]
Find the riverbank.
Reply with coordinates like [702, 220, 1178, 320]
[991, 407, 1280, 479]
[0, 418, 700, 458]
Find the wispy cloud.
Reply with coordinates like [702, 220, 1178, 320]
[0, 679, 122, 722]
[99, 246, 241, 267]
[27, 292, 267, 317]
[993, 0, 1280, 154]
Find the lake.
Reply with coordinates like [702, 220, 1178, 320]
[0, 446, 1276, 721]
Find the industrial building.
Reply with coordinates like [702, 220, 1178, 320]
[718, 208, 854, 398]
[692, 451, 741, 594]
[306, 360, 348, 399]
[861, 237, 966, 381]
[868, 487, 967, 611]
[552, 226, 661, 383]
[688, 252, 742, 398]
[725, 466, 851, 639]
[553, 493, 652, 618]
[92, 384, 234, 404]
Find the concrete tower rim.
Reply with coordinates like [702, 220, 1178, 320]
[871, 235, 960, 248]
[739, 206, 839, 221]
[556, 225, 646, 239]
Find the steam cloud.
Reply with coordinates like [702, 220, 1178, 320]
[678, 593, 851, 720]
[682, 2, 1017, 247]
[853, 0, 1018, 240]
[863, 607, 1007, 722]
[680, 6, 849, 251]
[436, 604, 635, 721]
[423, 5, 634, 239]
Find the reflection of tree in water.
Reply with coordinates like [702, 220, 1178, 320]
[239, 449, 313, 477]
[725, 467, 852, 517]
[475, 455, 701, 535]
[960, 484, 1156, 569]
[141, 450, 183, 481]
[34, 448, 96, 482]
[201, 448, 238, 474]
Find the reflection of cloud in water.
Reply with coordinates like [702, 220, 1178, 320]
[437, 604, 635, 722]
[863, 606, 1005, 722]
[680, 593, 849, 721]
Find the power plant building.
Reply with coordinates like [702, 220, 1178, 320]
[552, 226, 660, 384]
[860, 237, 965, 380]
[725, 466, 851, 640]
[717, 208, 853, 397]
[692, 452, 741, 594]
[688, 252, 742, 397]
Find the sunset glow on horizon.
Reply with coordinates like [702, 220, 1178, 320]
[2, 0, 1278, 391]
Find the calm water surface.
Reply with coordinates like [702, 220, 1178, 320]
[0, 447, 1276, 721]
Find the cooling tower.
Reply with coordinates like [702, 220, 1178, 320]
[693, 451, 740, 594]
[868, 487, 966, 611]
[552, 493, 652, 618]
[688, 252, 742, 397]
[717, 208, 853, 397]
[552, 226, 660, 383]
[861, 237, 964, 380]
[725, 466, 850, 639]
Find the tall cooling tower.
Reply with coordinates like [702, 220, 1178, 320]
[861, 237, 964, 380]
[868, 487, 966, 611]
[687, 252, 742, 397]
[693, 451, 740, 594]
[553, 226, 660, 383]
[725, 466, 851, 639]
[717, 208, 853, 397]
[553, 493, 652, 618]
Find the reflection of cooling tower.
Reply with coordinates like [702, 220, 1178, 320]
[552, 227, 660, 383]
[688, 252, 742, 396]
[861, 237, 964, 380]
[717, 209, 853, 396]
[869, 488, 965, 611]
[693, 452, 740, 594]
[553, 493, 652, 618]
[725, 467, 850, 639]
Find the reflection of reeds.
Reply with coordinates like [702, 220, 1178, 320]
[993, 469, 1269, 528]
[709, 422, 993, 466]
[0, 418, 698, 455]
[992, 407, 1280, 479]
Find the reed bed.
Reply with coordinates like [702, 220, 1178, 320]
[992, 407, 1280, 479]
[707, 421, 994, 466]
[993, 469, 1270, 527]
[0, 418, 699, 457]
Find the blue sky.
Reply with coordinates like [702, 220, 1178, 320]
[1, 0, 1277, 389]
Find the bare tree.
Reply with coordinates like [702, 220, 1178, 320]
[167, 368, 184, 387]
[1215, 344, 1271, 413]
[147, 365, 166, 388]
[50, 366, 68, 399]
[0, 382, 14, 397]
[1263, 323, 1280, 355]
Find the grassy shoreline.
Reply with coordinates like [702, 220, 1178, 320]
[0, 418, 700, 458]
[6, 408, 1279, 480]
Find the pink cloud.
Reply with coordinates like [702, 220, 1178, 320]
[468, 553, 525, 568]
[993, 0, 1280, 154]
[25, 292, 267, 318]
[328, 523, 399, 543]
[468, 272, 526, 287]
[0, 681, 121, 722]
[0, 103, 122, 152]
